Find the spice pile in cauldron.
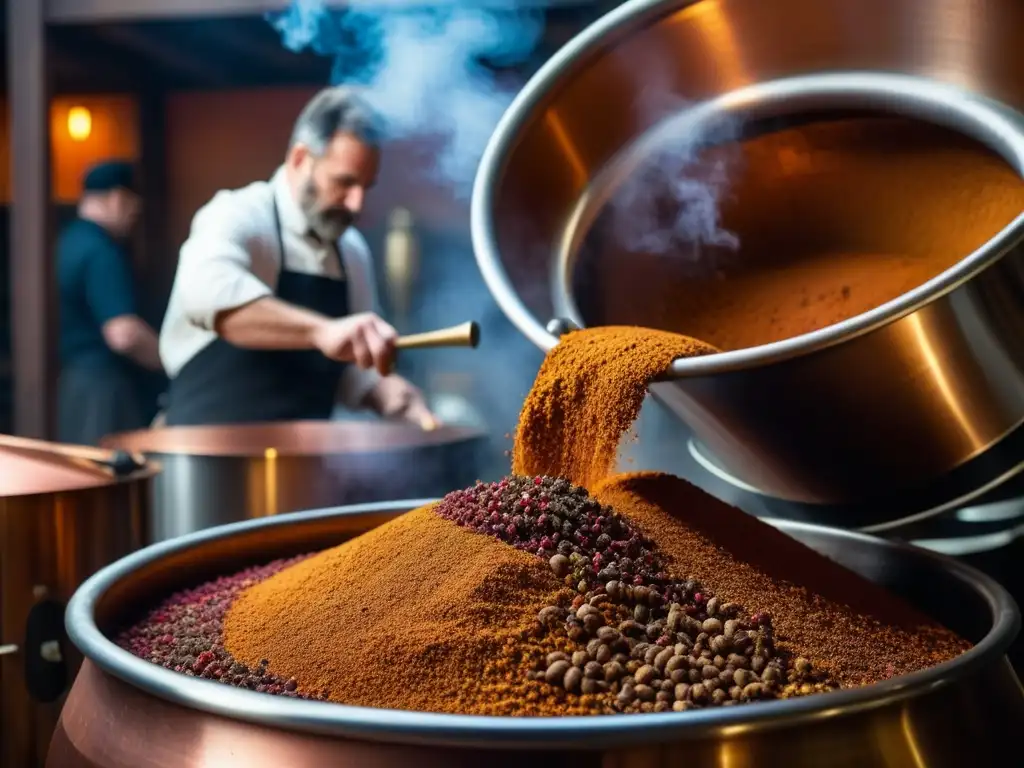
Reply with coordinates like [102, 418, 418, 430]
[577, 117, 1024, 351]
[117, 326, 971, 715]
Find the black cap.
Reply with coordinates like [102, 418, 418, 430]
[82, 160, 137, 194]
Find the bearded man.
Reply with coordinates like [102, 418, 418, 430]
[160, 87, 436, 428]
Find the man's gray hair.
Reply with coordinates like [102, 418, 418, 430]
[289, 86, 383, 156]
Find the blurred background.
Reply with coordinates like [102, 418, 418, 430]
[0, 0, 634, 480]
[5, 2, 1024, 765]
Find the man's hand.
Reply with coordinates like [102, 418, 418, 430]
[311, 312, 398, 376]
[365, 375, 440, 430]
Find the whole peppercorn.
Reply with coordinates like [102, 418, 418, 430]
[545, 660, 572, 684]
[549, 554, 570, 578]
[634, 684, 656, 702]
[563, 666, 583, 693]
[635, 665, 658, 686]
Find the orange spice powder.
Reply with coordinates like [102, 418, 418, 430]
[511, 326, 716, 488]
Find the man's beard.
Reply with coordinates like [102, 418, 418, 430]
[299, 178, 354, 242]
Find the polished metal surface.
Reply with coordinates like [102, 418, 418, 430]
[103, 422, 486, 542]
[56, 499, 1022, 767]
[471, 0, 1024, 506]
[1, 459, 155, 768]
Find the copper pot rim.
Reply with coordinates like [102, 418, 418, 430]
[65, 499, 1021, 750]
[0, 447, 160, 497]
[102, 421, 487, 457]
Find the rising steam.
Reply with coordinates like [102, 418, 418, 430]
[604, 121, 741, 256]
[267, 0, 544, 198]
[268, 0, 739, 250]
[602, 72, 742, 258]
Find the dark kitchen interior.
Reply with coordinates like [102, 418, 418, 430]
[4, 1, 1024, 766]
[2, 0, 617, 440]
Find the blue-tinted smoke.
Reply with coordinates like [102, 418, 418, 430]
[603, 66, 742, 257]
[267, 0, 544, 197]
[607, 116, 741, 257]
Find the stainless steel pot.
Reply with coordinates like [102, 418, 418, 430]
[471, 0, 1024, 506]
[54, 499, 1022, 767]
[103, 421, 486, 542]
[0, 441, 155, 768]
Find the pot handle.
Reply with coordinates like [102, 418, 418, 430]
[22, 599, 68, 703]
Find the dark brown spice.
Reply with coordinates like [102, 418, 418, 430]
[578, 117, 1024, 351]
[593, 472, 970, 685]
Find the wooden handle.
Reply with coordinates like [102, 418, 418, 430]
[0, 433, 145, 473]
[395, 321, 480, 351]
[0, 433, 116, 463]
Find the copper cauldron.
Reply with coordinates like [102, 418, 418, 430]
[0, 438, 156, 768]
[103, 421, 486, 542]
[54, 500, 1023, 767]
[471, 0, 1024, 512]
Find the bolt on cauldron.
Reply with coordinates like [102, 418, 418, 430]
[52, 499, 1024, 767]
[472, 0, 1024, 513]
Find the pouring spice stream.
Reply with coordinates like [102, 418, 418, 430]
[118, 326, 970, 715]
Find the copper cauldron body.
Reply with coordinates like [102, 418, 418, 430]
[55, 500, 1023, 767]
[103, 421, 486, 542]
[472, 0, 1024, 511]
[0, 446, 155, 768]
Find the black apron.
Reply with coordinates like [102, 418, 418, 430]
[164, 200, 350, 426]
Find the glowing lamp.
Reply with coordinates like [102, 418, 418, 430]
[67, 106, 92, 141]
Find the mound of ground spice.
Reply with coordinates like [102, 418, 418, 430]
[219, 475, 830, 714]
[223, 504, 583, 715]
[511, 326, 716, 488]
[593, 472, 969, 685]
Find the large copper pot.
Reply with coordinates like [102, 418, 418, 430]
[471, 0, 1024, 510]
[0, 441, 156, 768]
[54, 500, 1022, 767]
[103, 421, 486, 542]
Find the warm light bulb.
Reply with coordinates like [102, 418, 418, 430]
[67, 106, 92, 141]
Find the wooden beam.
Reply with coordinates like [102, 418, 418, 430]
[45, 0, 596, 24]
[49, 45, 146, 92]
[92, 25, 234, 87]
[8, 0, 55, 439]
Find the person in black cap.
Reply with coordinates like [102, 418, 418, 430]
[56, 159, 163, 445]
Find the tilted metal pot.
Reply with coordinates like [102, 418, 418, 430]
[55, 500, 1022, 767]
[471, 0, 1024, 507]
[0, 437, 156, 768]
[103, 421, 486, 542]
